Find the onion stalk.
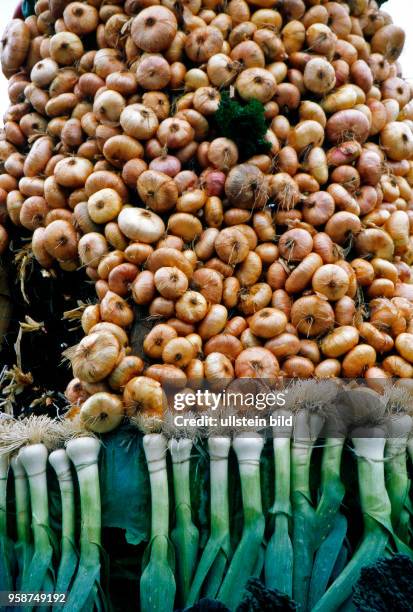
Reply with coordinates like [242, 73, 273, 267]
[187, 436, 232, 604]
[49, 449, 78, 599]
[65, 435, 102, 612]
[265, 409, 293, 597]
[11, 454, 32, 589]
[217, 433, 265, 610]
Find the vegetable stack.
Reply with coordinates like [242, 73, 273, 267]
[1, 0, 413, 607]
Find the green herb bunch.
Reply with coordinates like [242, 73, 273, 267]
[213, 93, 271, 160]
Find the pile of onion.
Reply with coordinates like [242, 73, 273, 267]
[1, 0, 413, 432]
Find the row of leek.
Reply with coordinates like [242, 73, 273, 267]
[137, 381, 413, 612]
[0, 416, 103, 612]
[1, 381, 413, 611]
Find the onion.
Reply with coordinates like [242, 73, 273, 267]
[235, 347, 279, 378]
[43, 219, 78, 261]
[355, 228, 395, 260]
[312, 264, 350, 301]
[173, 290, 207, 324]
[371, 24, 405, 62]
[63, 2, 99, 35]
[118, 208, 165, 244]
[214, 227, 249, 265]
[249, 308, 287, 339]
[54, 157, 93, 189]
[326, 109, 370, 144]
[236, 67, 276, 103]
[238, 283, 272, 315]
[1, 20, 31, 78]
[303, 57, 336, 94]
[123, 376, 165, 418]
[342, 344, 376, 377]
[291, 295, 335, 337]
[185, 26, 224, 63]
[100, 290, 134, 328]
[131, 6, 177, 53]
[78, 233, 108, 268]
[70, 332, 120, 383]
[278, 228, 313, 262]
[49, 31, 84, 65]
[119, 104, 159, 142]
[87, 189, 122, 224]
[381, 121, 413, 161]
[225, 164, 268, 209]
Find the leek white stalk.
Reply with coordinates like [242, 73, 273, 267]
[313, 430, 391, 612]
[65, 436, 102, 612]
[187, 436, 232, 605]
[0, 451, 13, 591]
[141, 433, 176, 612]
[218, 434, 265, 610]
[169, 437, 199, 606]
[49, 449, 78, 598]
[19, 443, 54, 594]
[265, 409, 293, 597]
[11, 455, 32, 589]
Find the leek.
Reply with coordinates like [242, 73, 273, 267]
[1, 416, 61, 597]
[65, 436, 102, 612]
[307, 437, 346, 608]
[18, 443, 54, 594]
[217, 434, 265, 610]
[141, 433, 176, 612]
[11, 455, 32, 589]
[384, 386, 412, 543]
[49, 449, 78, 599]
[169, 437, 199, 606]
[187, 436, 232, 604]
[312, 431, 391, 611]
[265, 409, 293, 597]
[0, 451, 13, 591]
[288, 380, 339, 608]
